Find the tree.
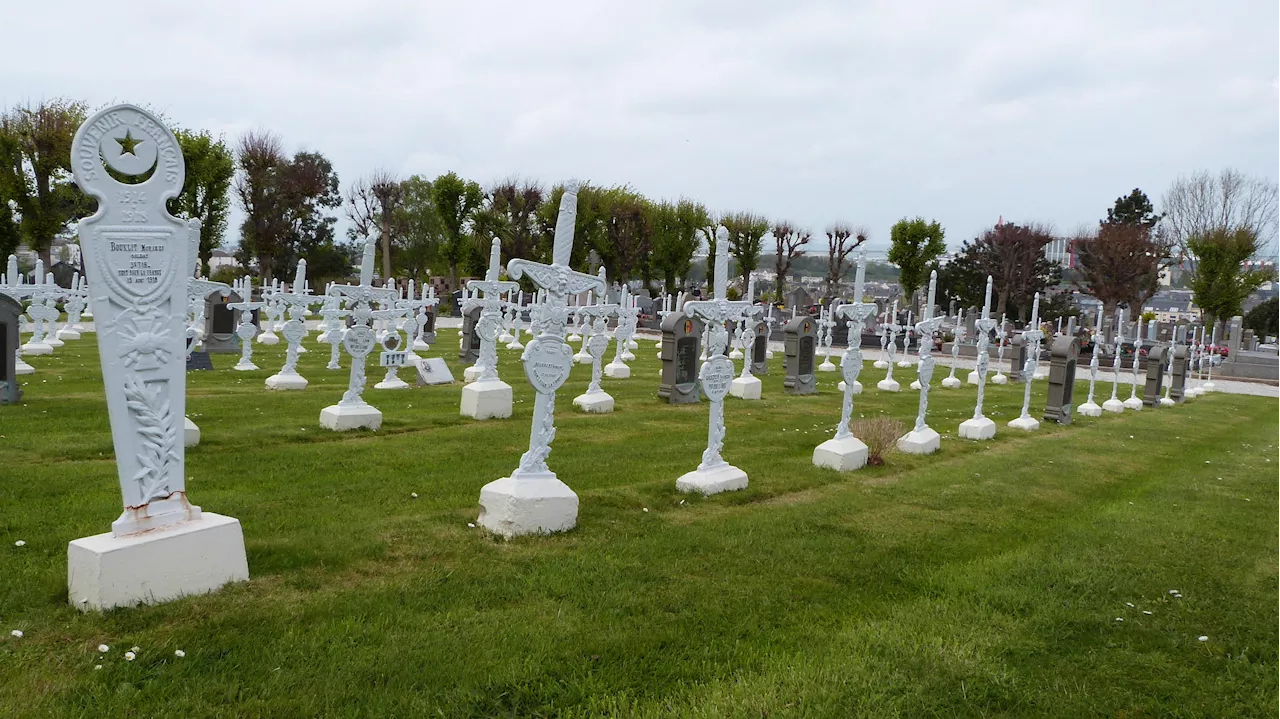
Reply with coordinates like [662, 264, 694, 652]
[970, 221, 1057, 321]
[1106, 188, 1162, 228]
[649, 198, 708, 294]
[425, 171, 484, 290]
[591, 186, 651, 284]
[887, 217, 946, 310]
[770, 221, 808, 304]
[1073, 222, 1165, 318]
[1244, 297, 1278, 338]
[279, 151, 342, 279]
[1162, 169, 1279, 263]
[169, 129, 234, 276]
[721, 211, 769, 292]
[0, 99, 89, 266]
[346, 169, 404, 280]
[933, 240, 988, 311]
[1038, 292, 1080, 324]
[396, 175, 441, 281]
[823, 223, 866, 301]
[1186, 227, 1268, 326]
[487, 179, 543, 267]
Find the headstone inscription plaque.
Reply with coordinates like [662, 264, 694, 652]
[658, 312, 702, 404]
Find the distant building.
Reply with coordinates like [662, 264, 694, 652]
[209, 249, 238, 273]
[1142, 290, 1200, 324]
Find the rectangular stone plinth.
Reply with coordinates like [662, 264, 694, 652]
[68, 513, 249, 611]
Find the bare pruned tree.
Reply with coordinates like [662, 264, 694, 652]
[1162, 168, 1279, 264]
[345, 168, 403, 281]
[1073, 222, 1168, 318]
[824, 223, 867, 301]
[771, 221, 808, 304]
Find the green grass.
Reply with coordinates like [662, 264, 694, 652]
[0, 330, 1275, 718]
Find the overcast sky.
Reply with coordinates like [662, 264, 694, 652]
[6, 0, 1278, 253]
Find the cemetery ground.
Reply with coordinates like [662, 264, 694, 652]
[1, 331, 1276, 718]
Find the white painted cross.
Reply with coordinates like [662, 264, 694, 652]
[959, 276, 999, 439]
[465, 238, 520, 384]
[265, 259, 314, 390]
[899, 270, 945, 453]
[1010, 293, 1045, 430]
[227, 277, 263, 371]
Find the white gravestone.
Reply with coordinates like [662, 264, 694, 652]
[572, 270, 618, 413]
[959, 277, 998, 440]
[604, 286, 638, 378]
[66, 104, 247, 611]
[877, 301, 901, 392]
[941, 309, 964, 388]
[898, 271, 944, 454]
[814, 250, 876, 470]
[255, 280, 282, 345]
[20, 261, 56, 356]
[1102, 308, 1128, 413]
[1076, 307, 1104, 416]
[184, 241, 230, 446]
[265, 260, 313, 390]
[729, 273, 764, 400]
[1009, 293, 1046, 431]
[897, 311, 915, 368]
[477, 182, 606, 537]
[990, 314, 1010, 384]
[227, 276, 262, 371]
[1123, 318, 1145, 411]
[677, 229, 758, 495]
[320, 234, 398, 430]
[2, 256, 39, 375]
[57, 272, 86, 340]
[461, 238, 519, 418]
[817, 305, 838, 371]
[874, 315, 890, 369]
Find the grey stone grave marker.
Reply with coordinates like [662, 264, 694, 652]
[658, 311, 703, 404]
[0, 293, 22, 404]
[1142, 344, 1168, 407]
[783, 315, 817, 394]
[1042, 335, 1079, 425]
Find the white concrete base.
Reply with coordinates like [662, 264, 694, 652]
[621, 350, 636, 361]
[572, 390, 615, 413]
[837, 380, 863, 394]
[966, 370, 980, 385]
[604, 361, 631, 379]
[1102, 398, 1125, 413]
[941, 376, 962, 388]
[232, 360, 259, 371]
[498, 332, 513, 344]
[958, 416, 996, 440]
[1076, 401, 1102, 417]
[873, 359, 889, 369]
[896, 360, 914, 368]
[1159, 397, 1175, 407]
[461, 379, 513, 420]
[21, 341, 52, 355]
[67, 513, 249, 612]
[415, 357, 455, 385]
[256, 332, 280, 345]
[1201, 381, 1216, 392]
[677, 463, 749, 495]
[320, 402, 382, 431]
[1008, 415, 1040, 431]
[567, 333, 581, 342]
[765, 350, 774, 359]
[412, 338, 432, 352]
[265, 372, 308, 390]
[1033, 369, 1048, 380]
[877, 379, 900, 392]
[897, 427, 941, 454]
[506, 340, 524, 351]
[625, 338, 638, 350]
[183, 417, 200, 447]
[812, 436, 868, 472]
[15, 357, 34, 374]
[373, 376, 410, 390]
[990, 373, 1008, 385]
[46, 335, 64, 348]
[574, 351, 592, 365]
[463, 364, 482, 383]
[909, 380, 922, 390]
[818, 359, 837, 372]
[1184, 387, 1202, 398]
[1123, 396, 1144, 411]
[729, 376, 762, 400]
[728, 349, 744, 359]
[477, 475, 578, 537]
[296, 344, 308, 354]
[56, 327, 81, 341]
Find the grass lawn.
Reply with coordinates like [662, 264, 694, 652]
[1, 330, 1276, 717]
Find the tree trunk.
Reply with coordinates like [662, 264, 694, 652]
[995, 289, 1009, 323]
[380, 230, 393, 281]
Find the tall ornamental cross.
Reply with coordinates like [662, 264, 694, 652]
[832, 250, 878, 441]
[465, 237, 520, 382]
[269, 259, 316, 385]
[966, 276, 998, 428]
[504, 181, 606, 480]
[328, 233, 399, 408]
[909, 271, 945, 433]
[1013, 293, 1046, 425]
[575, 268, 618, 400]
[681, 228, 760, 476]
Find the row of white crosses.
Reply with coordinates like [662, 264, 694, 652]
[228, 276, 263, 371]
[460, 237, 519, 420]
[604, 286, 638, 378]
[571, 268, 618, 413]
[1008, 292, 1045, 431]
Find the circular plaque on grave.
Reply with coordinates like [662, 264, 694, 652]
[343, 325, 376, 357]
[700, 355, 734, 401]
[382, 332, 401, 351]
[282, 319, 307, 344]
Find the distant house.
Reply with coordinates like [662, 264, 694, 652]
[1143, 290, 1200, 324]
[209, 249, 238, 273]
[785, 286, 815, 312]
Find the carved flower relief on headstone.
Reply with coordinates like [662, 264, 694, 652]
[70, 104, 203, 535]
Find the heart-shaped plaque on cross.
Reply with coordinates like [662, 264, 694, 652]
[523, 337, 574, 394]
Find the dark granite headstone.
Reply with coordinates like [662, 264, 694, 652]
[204, 290, 242, 354]
[421, 307, 437, 343]
[751, 320, 769, 376]
[783, 315, 817, 394]
[458, 305, 481, 365]
[0, 293, 22, 405]
[1168, 343, 1189, 402]
[1142, 345, 1168, 407]
[187, 351, 214, 371]
[1008, 335, 1027, 382]
[1042, 335, 1080, 424]
[659, 311, 702, 404]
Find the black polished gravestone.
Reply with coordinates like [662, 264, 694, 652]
[1042, 335, 1080, 425]
[420, 307, 438, 344]
[1142, 344, 1168, 407]
[458, 305, 481, 365]
[783, 315, 817, 394]
[659, 312, 703, 404]
[1168, 343, 1189, 403]
[0, 293, 22, 405]
[1007, 335, 1028, 382]
[203, 291, 243, 353]
[751, 319, 769, 376]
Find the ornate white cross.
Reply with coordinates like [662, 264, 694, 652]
[328, 234, 399, 408]
[832, 250, 877, 440]
[910, 271, 945, 433]
[466, 237, 520, 383]
[1015, 293, 1046, 422]
[971, 276, 997, 421]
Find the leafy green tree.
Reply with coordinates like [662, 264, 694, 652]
[426, 172, 484, 290]
[1105, 188, 1162, 228]
[887, 217, 946, 309]
[169, 129, 234, 276]
[933, 240, 988, 311]
[396, 175, 441, 281]
[1038, 292, 1080, 324]
[649, 198, 708, 294]
[589, 186, 651, 284]
[1187, 227, 1268, 326]
[1244, 297, 1278, 338]
[721, 211, 769, 292]
[0, 99, 89, 266]
[488, 179, 543, 265]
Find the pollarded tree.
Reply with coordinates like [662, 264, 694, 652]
[488, 178, 544, 264]
[592, 186, 651, 283]
[169, 129, 234, 276]
[0, 99, 90, 267]
[346, 169, 404, 281]
[771, 221, 808, 304]
[1187, 227, 1268, 327]
[649, 198, 708, 295]
[824, 223, 866, 301]
[887, 217, 946, 311]
[721, 211, 769, 292]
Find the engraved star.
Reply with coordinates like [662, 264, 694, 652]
[116, 130, 143, 156]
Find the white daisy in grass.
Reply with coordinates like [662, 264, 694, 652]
[174, 650, 185, 658]
[124, 651, 136, 661]
[98, 644, 109, 653]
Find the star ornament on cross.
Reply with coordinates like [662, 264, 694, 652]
[116, 129, 143, 155]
